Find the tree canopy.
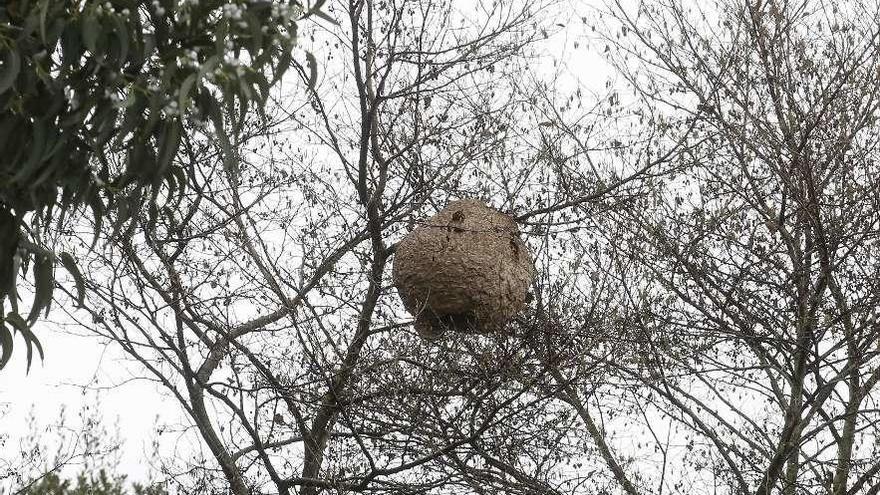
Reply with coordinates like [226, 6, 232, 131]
[20, 470, 167, 495]
[0, 0, 321, 370]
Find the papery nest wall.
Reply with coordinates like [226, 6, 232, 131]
[392, 199, 536, 339]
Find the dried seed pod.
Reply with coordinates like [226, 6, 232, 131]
[393, 199, 536, 339]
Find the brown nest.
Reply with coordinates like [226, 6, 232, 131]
[392, 199, 536, 339]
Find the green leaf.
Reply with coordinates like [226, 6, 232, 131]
[0, 323, 12, 370]
[238, 76, 254, 103]
[197, 55, 219, 81]
[19, 8, 40, 39]
[111, 185, 143, 244]
[112, 15, 130, 65]
[307, 0, 337, 24]
[88, 193, 104, 250]
[27, 252, 54, 324]
[0, 207, 19, 301]
[115, 89, 148, 143]
[143, 33, 156, 60]
[157, 121, 182, 177]
[309, 9, 338, 25]
[247, 11, 263, 54]
[42, 127, 66, 162]
[61, 22, 84, 70]
[146, 201, 158, 233]
[307, 0, 338, 25]
[0, 47, 21, 95]
[6, 312, 43, 373]
[109, 195, 131, 242]
[10, 252, 21, 315]
[168, 165, 188, 208]
[39, 0, 51, 43]
[14, 119, 47, 184]
[273, 51, 292, 85]
[215, 19, 229, 54]
[113, 90, 137, 109]
[206, 94, 233, 159]
[82, 13, 100, 53]
[177, 73, 198, 114]
[305, 51, 318, 91]
[0, 115, 18, 154]
[59, 253, 85, 307]
[119, 193, 143, 245]
[252, 71, 270, 105]
[94, 102, 121, 147]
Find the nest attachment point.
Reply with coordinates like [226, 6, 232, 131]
[393, 199, 536, 339]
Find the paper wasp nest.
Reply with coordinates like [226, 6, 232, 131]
[392, 199, 536, 339]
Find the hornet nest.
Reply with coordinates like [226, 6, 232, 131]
[392, 199, 536, 339]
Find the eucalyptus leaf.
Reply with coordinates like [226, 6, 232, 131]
[309, 9, 338, 26]
[112, 16, 130, 65]
[59, 252, 85, 307]
[177, 73, 199, 114]
[6, 312, 43, 372]
[81, 13, 100, 53]
[157, 121, 182, 177]
[0, 48, 21, 95]
[88, 193, 104, 250]
[14, 119, 47, 184]
[0, 324, 12, 370]
[27, 253, 54, 324]
[273, 51, 292, 84]
[306, 51, 318, 91]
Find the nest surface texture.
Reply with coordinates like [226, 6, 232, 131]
[393, 199, 535, 339]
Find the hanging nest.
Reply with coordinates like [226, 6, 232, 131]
[392, 199, 536, 339]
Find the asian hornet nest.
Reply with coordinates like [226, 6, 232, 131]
[392, 199, 536, 339]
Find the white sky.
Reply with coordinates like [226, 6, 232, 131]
[0, 324, 177, 486]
